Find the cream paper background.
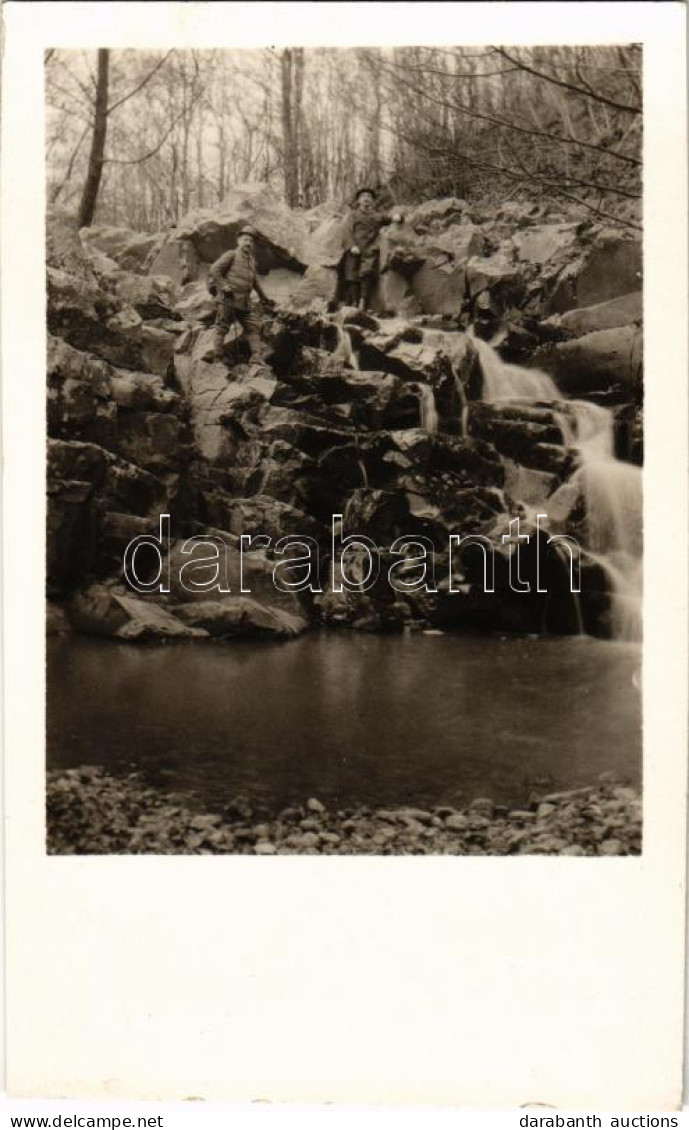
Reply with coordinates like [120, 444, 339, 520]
[2, 1, 687, 1108]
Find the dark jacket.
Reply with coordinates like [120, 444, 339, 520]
[342, 208, 395, 254]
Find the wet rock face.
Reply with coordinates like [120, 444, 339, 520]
[532, 325, 643, 399]
[468, 403, 573, 476]
[46, 194, 642, 640]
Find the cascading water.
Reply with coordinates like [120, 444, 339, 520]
[333, 318, 360, 370]
[475, 336, 642, 642]
[416, 383, 438, 434]
[472, 333, 559, 403]
[551, 402, 642, 642]
[450, 362, 470, 438]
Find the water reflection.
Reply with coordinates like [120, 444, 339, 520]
[47, 633, 642, 815]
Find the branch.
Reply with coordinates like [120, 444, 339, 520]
[103, 91, 202, 165]
[352, 97, 642, 231]
[55, 56, 95, 106]
[50, 122, 90, 203]
[374, 55, 641, 167]
[107, 50, 174, 116]
[494, 47, 642, 116]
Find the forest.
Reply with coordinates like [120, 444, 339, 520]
[45, 44, 642, 230]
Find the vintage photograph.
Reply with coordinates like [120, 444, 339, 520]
[45, 44, 643, 857]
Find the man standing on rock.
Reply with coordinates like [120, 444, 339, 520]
[207, 226, 276, 363]
[340, 187, 402, 311]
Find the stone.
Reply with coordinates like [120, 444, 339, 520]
[469, 797, 495, 819]
[46, 602, 72, 635]
[445, 814, 469, 831]
[140, 324, 176, 377]
[509, 810, 536, 822]
[406, 197, 471, 231]
[255, 841, 277, 855]
[546, 229, 642, 314]
[69, 585, 208, 641]
[176, 182, 312, 270]
[513, 224, 578, 266]
[612, 786, 638, 803]
[546, 290, 642, 337]
[532, 325, 643, 397]
[537, 802, 557, 818]
[295, 832, 320, 849]
[80, 225, 163, 273]
[47, 210, 97, 281]
[466, 252, 521, 298]
[175, 280, 216, 323]
[412, 256, 465, 316]
[290, 264, 338, 310]
[299, 818, 322, 832]
[307, 797, 326, 814]
[599, 839, 625, 856]
[174, 597, 308, 639]
[173, 346, 278, 463]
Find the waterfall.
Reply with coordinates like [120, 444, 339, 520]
[476, 338, 642, 641]
[471, 333, 559, 402]
[451, 362, 469, 438]
[551, 401, 643, 641]
[333, 321, 360, 370]
[416, 383, 438, 434]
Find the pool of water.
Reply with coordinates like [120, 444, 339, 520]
[47, 632, 642, 814]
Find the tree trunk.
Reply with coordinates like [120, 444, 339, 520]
[281, 49, 297, 206]
[77, 49, 110, 228]
[293, 48, 304, 205]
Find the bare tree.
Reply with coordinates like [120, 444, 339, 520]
[77, 49, 109, 227]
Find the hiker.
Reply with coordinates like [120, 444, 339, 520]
[339, 187, 403, 310]
[207, 226, 276, 362]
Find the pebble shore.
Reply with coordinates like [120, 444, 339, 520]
[47, 768, 641, 856]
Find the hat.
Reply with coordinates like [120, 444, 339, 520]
[238, 225, 256, 238]
[354, 187, 377, 202]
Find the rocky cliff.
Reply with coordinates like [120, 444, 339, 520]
[47, 184, 643, 642]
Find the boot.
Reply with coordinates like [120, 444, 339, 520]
[361, 276, 376, 311]
[212, 326, 227, 362]
[246, 332, 268, 365]
[343, 284, 359, 311]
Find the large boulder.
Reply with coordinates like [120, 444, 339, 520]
[174, 597, 306, 639]
[80, 226, 164, 273]
[545, 228, 642, 314]
[544, 290, 642, 338]
[468, 403, 573, 475]
[47, 210, 96, 281]
[69, 584, 208, 641]
[532, 325, 643, 398]
[82, 245, 178, 320]
[291, 265, 339, 310]
[512, 224, 578, 267]
[47, 267, 160, 373]
[174, 340, 277, 463]
[175, 182, 312, 271]
[164, 532, 310, 628]
[47, 335, 117, 448]
[405, 197, 472, 231]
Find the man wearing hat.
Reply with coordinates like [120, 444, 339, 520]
[340, 187, 402, 310]
[207, 226, 275, 363]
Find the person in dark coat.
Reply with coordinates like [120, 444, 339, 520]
[340, 187, 403, 310]
[207, 226, 275, 362]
